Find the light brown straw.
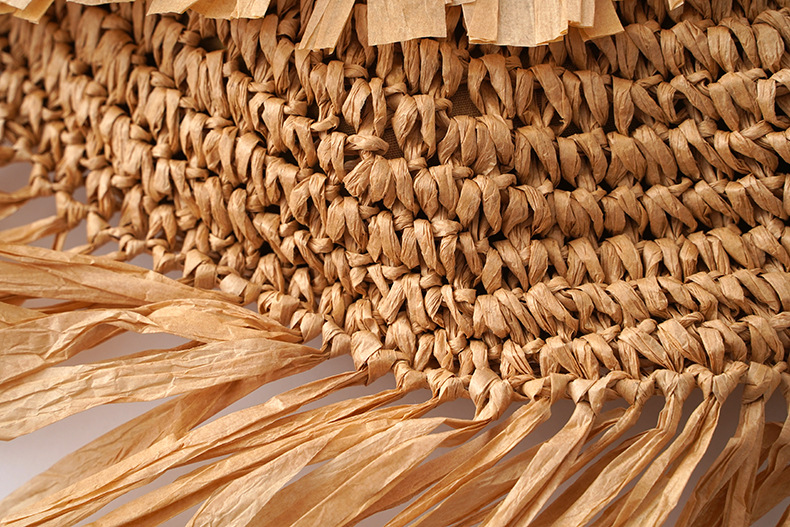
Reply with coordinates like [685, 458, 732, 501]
[0, 0, 790, 525]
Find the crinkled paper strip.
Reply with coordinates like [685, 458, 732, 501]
[0, 0, 688, 49]
[2, 244, 789, 525]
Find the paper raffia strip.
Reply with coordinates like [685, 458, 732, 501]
[2, 242, 787, 525]
[0, 0, 693, 48]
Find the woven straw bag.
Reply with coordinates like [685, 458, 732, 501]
[1, 0, 790, 524]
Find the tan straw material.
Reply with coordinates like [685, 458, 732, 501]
[1, 0, 790, 524]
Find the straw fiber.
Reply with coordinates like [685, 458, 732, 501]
[0, 0, 790, 525]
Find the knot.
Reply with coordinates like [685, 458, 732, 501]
[469, 367, 513, 421]
[393, 361, 428, 393]
[615, 375, 656, 406]
[587, 371, 630, 414]
[321, 320, 351, 359]
[654, 369, 695, 400]
[350, 330, 390, 382]
[742, 361, 784, 403]
[688, 361, 749, 402]
[426, 369, 465, 403]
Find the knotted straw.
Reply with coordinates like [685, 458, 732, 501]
[1, 0, 790, 525]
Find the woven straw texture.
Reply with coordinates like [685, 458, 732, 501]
[1, 0, 790, 525]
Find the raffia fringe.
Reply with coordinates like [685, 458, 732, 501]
[0, 244, 789, 525]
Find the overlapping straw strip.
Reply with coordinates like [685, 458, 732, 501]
[1, 0, 790, 524]
[0, 0, 632, 47]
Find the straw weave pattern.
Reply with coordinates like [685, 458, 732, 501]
[1, 0, 790, 524]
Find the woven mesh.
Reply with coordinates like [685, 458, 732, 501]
[1, 0, 790, 525]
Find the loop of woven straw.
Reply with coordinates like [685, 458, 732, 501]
[1, 0, 790, 524]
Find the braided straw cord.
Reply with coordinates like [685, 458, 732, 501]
[1, 0, 790, 524]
